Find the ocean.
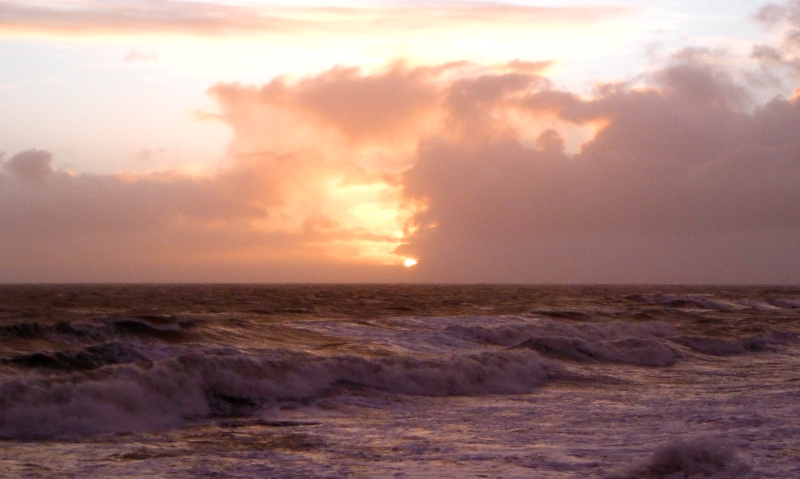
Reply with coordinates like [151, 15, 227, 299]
[0, 284, 798, 478]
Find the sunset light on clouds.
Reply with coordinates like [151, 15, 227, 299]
[2, 0, 800, 282]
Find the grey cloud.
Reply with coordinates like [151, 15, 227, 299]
[2, 149, 53, 182]
[755, 0, 800, 25]
[400, 56, 800, 283]
[753, 0, 800, 73]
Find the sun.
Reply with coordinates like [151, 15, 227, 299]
[403, 258, 418, 267]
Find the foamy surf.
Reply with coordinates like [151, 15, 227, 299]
[0, 285, 798, 478]
[0, 347, 558, 438]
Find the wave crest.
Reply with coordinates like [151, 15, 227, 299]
[0, 348, 552, 438]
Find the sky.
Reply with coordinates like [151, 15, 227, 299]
[1, 0, 800, 283]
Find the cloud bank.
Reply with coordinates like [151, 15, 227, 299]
[3, 2, 800, 283]
[400, 54, 800, 283]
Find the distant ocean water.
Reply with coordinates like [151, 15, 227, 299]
[0, 284, 799, 478]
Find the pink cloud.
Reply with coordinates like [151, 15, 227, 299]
[0, 1, 628, 37]
[753, 0, 800, 73]
[208, 63, 443, 147]
[2, 55, 800, 283]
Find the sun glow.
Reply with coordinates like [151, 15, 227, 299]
[403, 258, 418, 267]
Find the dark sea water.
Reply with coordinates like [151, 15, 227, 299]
[1, 284, 799, 478]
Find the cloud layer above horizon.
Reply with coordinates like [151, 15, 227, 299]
[0, 1, 628, 37]
[2, 1, 800, 283]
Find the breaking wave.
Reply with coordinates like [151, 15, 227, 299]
[1, 311, 796, 439]
[448, 318, 797, 364]
[0, 348, 553, 438]
[450, 320, 680, 366]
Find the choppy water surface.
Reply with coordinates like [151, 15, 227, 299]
[1, 284, 799, 478]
